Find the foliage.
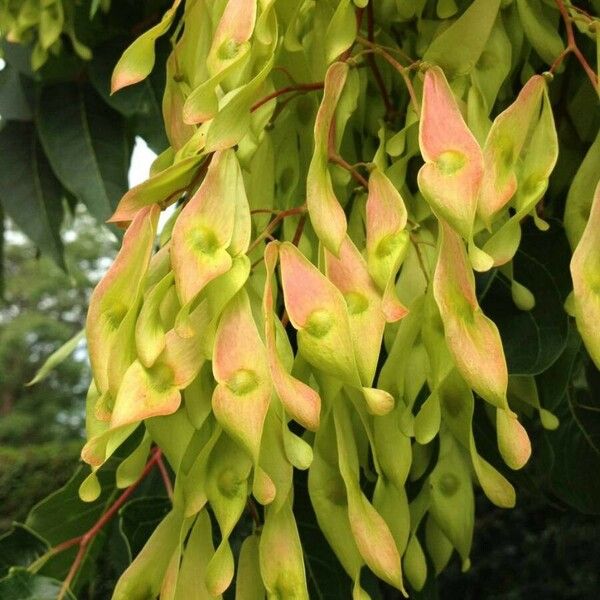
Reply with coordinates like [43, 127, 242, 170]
[0, 442, 81, 531]
[0, 212, 115, 446]
[1, 0, 600, 599]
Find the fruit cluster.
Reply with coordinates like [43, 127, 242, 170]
[0, 0, 98, 68]
[76, 0, 600, 598]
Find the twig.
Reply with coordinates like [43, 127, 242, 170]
[550, 0, 599, 92]
[327, 118, 369, 189]
[246, 497, 262, 530]
[291, 214, 307, 246]
[329, 153, 369, 188]
[251, 82, 324, 113]
[247, 206, 307, 254]
[156, 452, 174, 500]
[356, 36, 421, 112]
[410, 233, 431, 286]
[365, 2, 395, 120]
[55, 449, 163, 599]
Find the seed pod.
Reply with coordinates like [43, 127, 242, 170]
[365, 167, 410, 322]
[87, 205, 159, 396]
[212, 291, 271, 465]
[433, 220, 509, 411]
[172, 150, 247, 305]
[259, 499, 309, 599]
[570, 180, 600, 369]
[307, 62, 349, 255]
[263, 243, 321, 431]
[279, 241, 360, 385]
[235, 534, 265, 600]
[418, 66, 483, 241]
[205, 434, 252, 596]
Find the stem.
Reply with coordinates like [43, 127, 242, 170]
[156, 453, 174, 500]
[56, 449, 162, 600]
[365, 2, 395, 119]
[550, 0, 599, 91]
[251, 82, 324, 113]
[356, 36, 421, 112]
[247, 206, 307, 253]
[329, 153, 369, 188]
[246, 497, 262, 530]
[410, 233, 431, 286]
[291, 214, 307, 247]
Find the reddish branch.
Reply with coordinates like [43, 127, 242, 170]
[365, 2, 395, 120]
[550, 0, 599, 91]
[251, 82, 324, 113]
[356, 36, 421, 112]
[55, 448, 164, 600]
[247, 206, 307, 253]
[156, 452, 174, 500]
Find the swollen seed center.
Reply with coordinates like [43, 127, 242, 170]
[218, 38, 240, 60]
[218, 468, 241, 498]
[438, 472, 460, 496]
[344, 291, 369, 315]
[189, 226, 220, 255]
[104, 302, 128, 330]
[376, 232, 402, 258]
[148, 363, 174, 393]
[436, 150, 467, 175]
[326, 479, 347, 506]
[227, 369, 259, 395]
[442, 392, 463, 418]
[304, 309, 333, 338]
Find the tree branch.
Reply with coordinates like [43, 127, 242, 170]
[55, 449, 163, 600]
[550, 0, 599, 92]
[251, 82, 324, 113]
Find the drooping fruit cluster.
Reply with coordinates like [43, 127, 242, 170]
[77, 0, 600, 598]
[0, 0, 99, 69]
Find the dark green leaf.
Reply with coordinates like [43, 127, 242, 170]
[538, 330, 600, 514]
[0, 568, 75, 600]
[0, 121, 65, 267]
[36, 83, 131, 223]
[118, 496, 171, 560]
[482, 223, 569, 375]
[0, 525, 49, 578]
[0, 65, 32, 121]
[548, 384, 600, 515]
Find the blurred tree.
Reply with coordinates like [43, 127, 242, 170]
[0, 209, 115, 445]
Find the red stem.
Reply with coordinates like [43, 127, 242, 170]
[551, 0, 599, 91]
[251, 82, 324, 113]
[366, 2, 395, 119]
[57, 449, 162, 599]
[156, 453, 174, 500]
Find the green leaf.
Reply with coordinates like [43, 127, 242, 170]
[540, 331, 600, 514]
[0, 121, 65, 267]
[325, 0, 357, 64]
[0, 525, 49, 578]
[516, 0, 564, 65]
[423, 0, 501, 76]
[0, 65, 32, 121]
[0, 568, 75, 600]
[36, 83, 131, 224]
